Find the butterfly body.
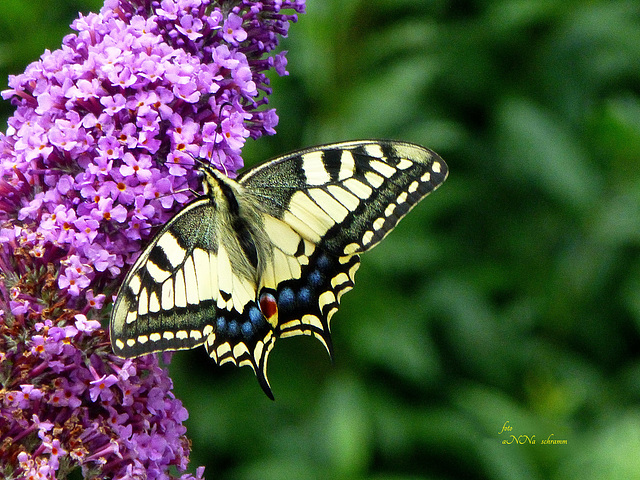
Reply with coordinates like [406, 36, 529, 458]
[110, 140, 448, 398]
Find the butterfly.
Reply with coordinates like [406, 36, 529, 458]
[110, 140, 448, 398]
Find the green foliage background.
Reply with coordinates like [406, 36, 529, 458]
[3, 0, 640, 478]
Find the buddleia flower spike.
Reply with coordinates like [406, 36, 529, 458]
[0, 0, 305, 477]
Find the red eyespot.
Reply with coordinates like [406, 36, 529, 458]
[259, 292, 278, 319]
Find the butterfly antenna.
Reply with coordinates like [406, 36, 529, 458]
[213, 101, 234, 177]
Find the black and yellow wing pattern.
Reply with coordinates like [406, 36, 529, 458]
[110, 140, 448, 398]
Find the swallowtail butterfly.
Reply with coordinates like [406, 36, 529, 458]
[110, 140, 448, 398]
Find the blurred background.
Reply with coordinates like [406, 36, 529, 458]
[2, 0, 640, 479]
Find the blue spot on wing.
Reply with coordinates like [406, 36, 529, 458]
[216, 316, 227, 334]
[297, 287, 312, 305]
[316, 253, 331, 271]
[249, 306, 263, 326]
[279, 287, 295, 308]
[242, 321, 254, 337]
[228, 320, 239, 337]
[308, 270, 323, 286]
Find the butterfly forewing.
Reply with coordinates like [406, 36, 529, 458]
[110, 140, 448, 398]
[239, 140, 447, 255]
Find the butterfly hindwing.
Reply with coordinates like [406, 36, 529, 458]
[253, 212, 361, 355]
[111, 199, 218, 356]
[110, 198, 278, 395]
[110, 140, 448, 398]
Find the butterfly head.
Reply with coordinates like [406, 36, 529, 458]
[188, 156, 233, 198]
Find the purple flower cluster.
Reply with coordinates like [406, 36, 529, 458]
[0, 0, 305, 478]
[1, 296, 201, 479]
[0, 0, 304, 303]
